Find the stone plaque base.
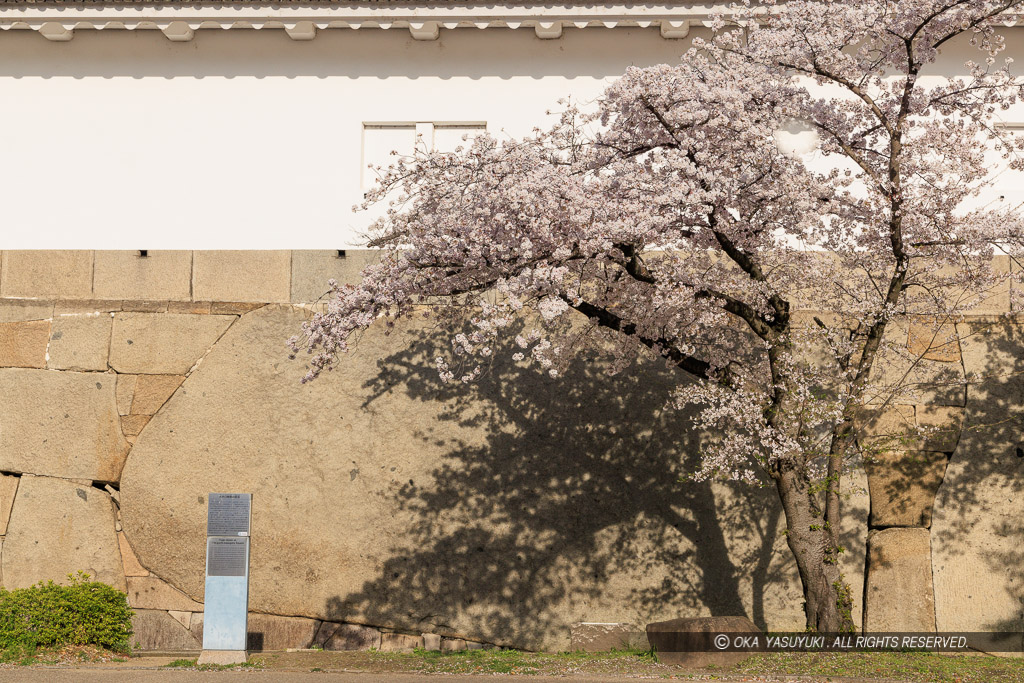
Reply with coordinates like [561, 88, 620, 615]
[197, 650, 248, 666]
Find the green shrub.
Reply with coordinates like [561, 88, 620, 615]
[0, 572, 133, 652]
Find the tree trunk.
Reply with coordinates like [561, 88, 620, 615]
[775, 467, 855, 633]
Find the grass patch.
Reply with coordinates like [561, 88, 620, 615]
[251, 646, 1024, 681]
[164, 658, 198, 668]
[737, 651, 1024, 682]
[161, 657, 263, 671]
[363, 646, 658, 676]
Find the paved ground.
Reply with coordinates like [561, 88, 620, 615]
[0, 658, 908, 683]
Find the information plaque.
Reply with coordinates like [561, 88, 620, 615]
[199, 492, 252, 663]
[207, 493, 251, 537]
[207, 537, 248, 577]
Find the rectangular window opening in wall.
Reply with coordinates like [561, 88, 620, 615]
[361, 122, 487, 190]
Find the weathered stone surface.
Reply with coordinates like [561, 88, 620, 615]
[127, 575, 203, 612]
[0, 320, 49, 368]
[646, 616, 759, 668]
[380, 633, 423, 652]
[0, 369, 130, 481]
[907, 320, 961, 362]
[932, 340, 1024, 634]
[290, 250, 379, 303]
[867, 321, 966, 406]
[957, 320, 1024, 378]
[168, 301, 212, 315]
[132, 609, 201, 651]
[915, 406, 964, 452]
[131, 375, 184, 415]
[119, 531, 149, 577]
[121, 415, 152, 437]
[93, 251, 192, 301]
[121, 301, 168, 313]
[120, 306, 834, 651]
[116, 374, 138, 416]
[193, 251, 291, 303]
[570, 623, 636, 652]
[2, 475, 125, 591]
[109, 313, 234, 375]
[314, 623, 381, 651]
[422, 633, 442, 651]
[48, 314, 111, 371]
[210, 302, 265, 315]
[55, 300, 121, 315]
[0, 473, 17, 535]
[189, 612, 204, 644]
[441, 638, 467, 652]
[0, 251, 93, 299]
[0, 300, 53, 323]
[168, 611, 192, 630]
[197, 650, 247, 665]
[246, 614, 320, 651]
[863, 528, 935, 632]
[866, 450, 948, 528]
[903, 256, 1010, 315]
[855, 405, 916, 451]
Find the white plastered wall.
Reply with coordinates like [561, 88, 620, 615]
[0, 27, 694, 248]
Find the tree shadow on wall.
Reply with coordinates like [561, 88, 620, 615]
[928, 321, 1024, 635]
[319, 322, 858, 648]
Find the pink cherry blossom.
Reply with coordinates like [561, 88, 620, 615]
[292, 1, 1024, 632]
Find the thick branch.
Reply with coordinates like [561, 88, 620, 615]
[566, 297, 721, 382]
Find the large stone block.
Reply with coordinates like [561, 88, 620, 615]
[109, 313, 235, 375]
[131, 375, 185, 415]
[380, 633, 424, 652]
[314, 623, 381, 651]
[915, 406, 964, 452]
[0, 251, 93, 299]
[932, 367, 1024, 634]
[570, 623, 640, 652]
[193, 251, 291, 303]
[646, 616, 759, 668]
[119, 531, 149, 577]
[957, 320, 1024, 378]
[0, 300, 53, 323]
[93, 251, 192, 301]
[907, 320, 961, 363]
[441, 638, 467, 652]
[290, 250, 379, 303]
[245, 614, 321, 651]
[127, 575, 203, 612]
[904, 256, 1010, 315]
[866, 321, 966, 407]
[0, 473, 18, 535]
[121, 415, 151, 438]
[132, 609, 201, 651]
[2, 475, 125, 592]
[0, 320, 49, 368]
[116, 374, 138, 416]
[863, 528, 935, 632]
[866, 450, 949, 528]
[0, 369, 130, 482]
[48, 314, 112, 372]
[854, 405, 916, 451]
[119, 306, 819, 651]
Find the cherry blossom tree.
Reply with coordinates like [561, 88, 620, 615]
[293, 0, 1024, 632]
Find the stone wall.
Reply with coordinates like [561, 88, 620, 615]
[0, 250, 1019, 652]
